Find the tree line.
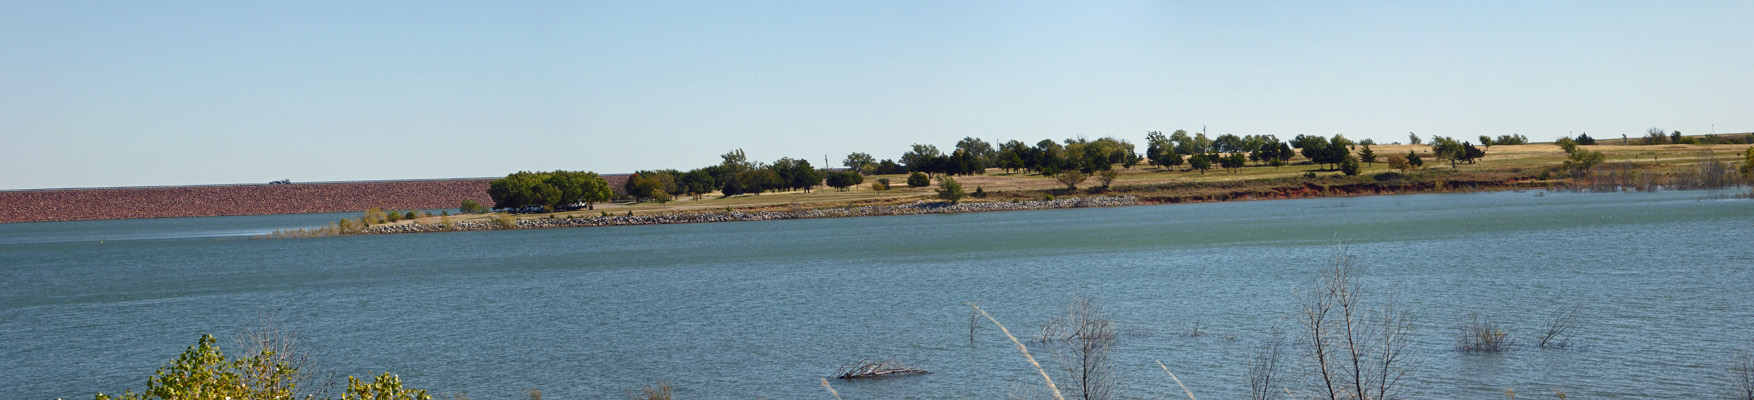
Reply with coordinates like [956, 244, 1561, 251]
[485, 126, 1673, 211]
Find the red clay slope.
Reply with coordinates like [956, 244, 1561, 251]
[0, 179, 496, 223]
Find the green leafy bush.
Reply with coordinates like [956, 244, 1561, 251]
[459, 200, 487, 214]
[936, 177, 965, 203]
[95, 334, 431, 400]
[906, 172, 930, 188]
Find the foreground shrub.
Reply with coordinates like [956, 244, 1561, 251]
[96, 334, 430, 400]
[936, 177, 965, 203]
[343, 373, 431, 400]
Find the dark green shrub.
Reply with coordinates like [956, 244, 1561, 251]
[936, 177, 965, 203]
[459, 200, 487, 214]
[1373, 172, 1404, 182]
[906, 172, 930, 188]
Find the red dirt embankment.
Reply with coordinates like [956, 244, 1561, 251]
[0, 179, 497, 223]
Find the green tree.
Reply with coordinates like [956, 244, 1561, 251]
[1214, 133, 1246, 154]
[1739, 144, 1754, 174]
[678, 169, 718, 200]
[1053, 170, 1088, 190]
[1033, 139, 1068, 175]
[1094, 169, 1120, 189]
[1219, 152, 1246, 173]
[1460, 142, 1485, 164]
[1387, 154, 1411, 173]
[547, 170, 612, 209]
[948, 149, 986, 176]
[1188, 154, 1213, 174]
[1574, 133, 1596, 145]
[720, 149, 754, 172]
[1560, 139, 1606, 177]
[901, 144, 943, 172]
[1739, 146, 1754, 176]
[842, 152, 876, 175]
[1405, 150, 1424, 168]
[936, 176, 965, 203]
[955, 137, 996, 165]
[824, 171, 864, 191]
[906, 171, 931, 187]
[1146, 131, 1177, 169]
[1339, 155, 1361, 176]
[1429, 136, 1465, 168]
[1408, 132, 1422, 145]
[1564, 148, 1606, 177]
[784, 159, 823, 192]
[1642, 127, 1669, 145]
[487, 171, 541, 210]
[1556, 137, 1578, 154]
[1495, 133, 1529, 145]
[1358, 144, 1377, 166]
[996, 140, 1030, 172]
[1168, 129, 1194, 155]
[739, 169, 783, 195]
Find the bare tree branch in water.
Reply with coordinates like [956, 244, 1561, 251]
[1732, 348, 1754, 400]
[1538, 306, 1580, 349]
[1041, 296, 1117, 400]
[1247, 327, 1284, 400]
[1295, 245, 1418, 400]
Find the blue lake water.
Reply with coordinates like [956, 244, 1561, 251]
[3, 189, 1752, 399]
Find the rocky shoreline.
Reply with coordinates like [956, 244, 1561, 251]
[361, 196, 1141, 234]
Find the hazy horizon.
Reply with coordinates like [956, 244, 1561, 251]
[5, 1, 1751, 190]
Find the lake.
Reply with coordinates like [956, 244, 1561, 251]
[3, 189, 1752, 399]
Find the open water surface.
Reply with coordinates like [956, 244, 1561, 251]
[3, 190, 1752, 399]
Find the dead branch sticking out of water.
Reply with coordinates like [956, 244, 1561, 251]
[835, 359, 931, 379]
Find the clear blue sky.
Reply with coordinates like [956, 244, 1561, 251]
[4, 1, 1750, 189]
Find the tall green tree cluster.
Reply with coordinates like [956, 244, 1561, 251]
[823, 171, 864, 191]
[1250, 137, 1294, 168]
[898, 142, 991, 176]
[704, 150, 825, 197]
[946, 136, 1137, 176]
[487, 170, 612, 212]
[1292, 134, 1355, 170]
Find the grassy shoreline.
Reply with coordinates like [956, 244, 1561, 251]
[266, 142, 1751, 238]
